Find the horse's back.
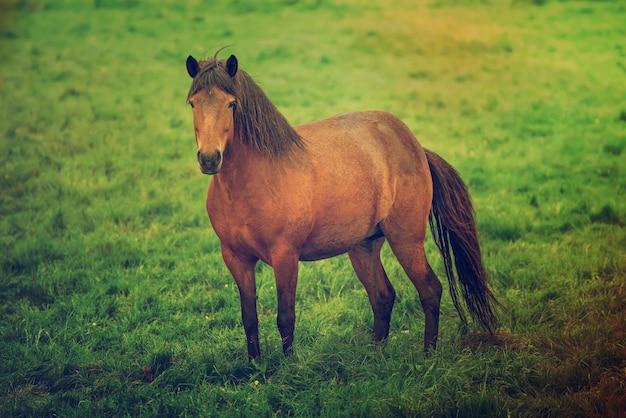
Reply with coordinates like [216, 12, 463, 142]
[296, 110, 428, 178]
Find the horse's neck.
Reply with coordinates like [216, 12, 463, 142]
[214, 140, 306, 196]
[215, 142, 270, 189]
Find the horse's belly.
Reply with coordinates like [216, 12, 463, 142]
[298, 248, 347, 262]
[298, 240, 358, 261]
[298, 219, 380, 261]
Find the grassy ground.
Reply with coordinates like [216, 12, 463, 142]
[1, 0, 625, 416]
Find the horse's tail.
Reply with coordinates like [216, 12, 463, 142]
[424, 148, 503, 334]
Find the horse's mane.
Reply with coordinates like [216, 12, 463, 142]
[187, 56, 305, 158]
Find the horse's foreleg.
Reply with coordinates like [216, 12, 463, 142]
[348, 237, 396, 341]
[221, 245, 260, 359]
[272, 251, 299, 356]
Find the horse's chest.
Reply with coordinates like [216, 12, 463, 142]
[206, 186, 311, 257]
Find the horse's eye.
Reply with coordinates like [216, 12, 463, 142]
[228, 101, 236, 109]
[189, 101, 195, 109]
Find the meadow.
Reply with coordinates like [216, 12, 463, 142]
[1, 0, 625, 416]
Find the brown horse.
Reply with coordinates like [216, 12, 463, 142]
[185, 52, 502, 359]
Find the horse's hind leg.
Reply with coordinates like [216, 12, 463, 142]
[386, 236, 442, 354]
[348, 237, 396, 341]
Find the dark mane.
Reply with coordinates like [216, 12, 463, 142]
[187, 56, 305, 158]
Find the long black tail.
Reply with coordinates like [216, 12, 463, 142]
[425, 148, 503, 334]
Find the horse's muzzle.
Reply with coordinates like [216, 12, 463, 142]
[197, 149, 222, 175]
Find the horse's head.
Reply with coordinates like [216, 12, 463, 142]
[186, 54, 239, 175]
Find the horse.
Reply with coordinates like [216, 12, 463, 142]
[185, 52, 502, 359]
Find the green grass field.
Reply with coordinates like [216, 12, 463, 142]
[1, 0, 625, 416]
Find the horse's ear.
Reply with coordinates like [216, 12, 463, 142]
[226, 54, 238, 78]
[186, 55, 199, 78]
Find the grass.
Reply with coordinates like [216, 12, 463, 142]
[1, 0, 625, 416]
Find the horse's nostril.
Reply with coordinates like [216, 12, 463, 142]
[197, 150, 223, 174]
